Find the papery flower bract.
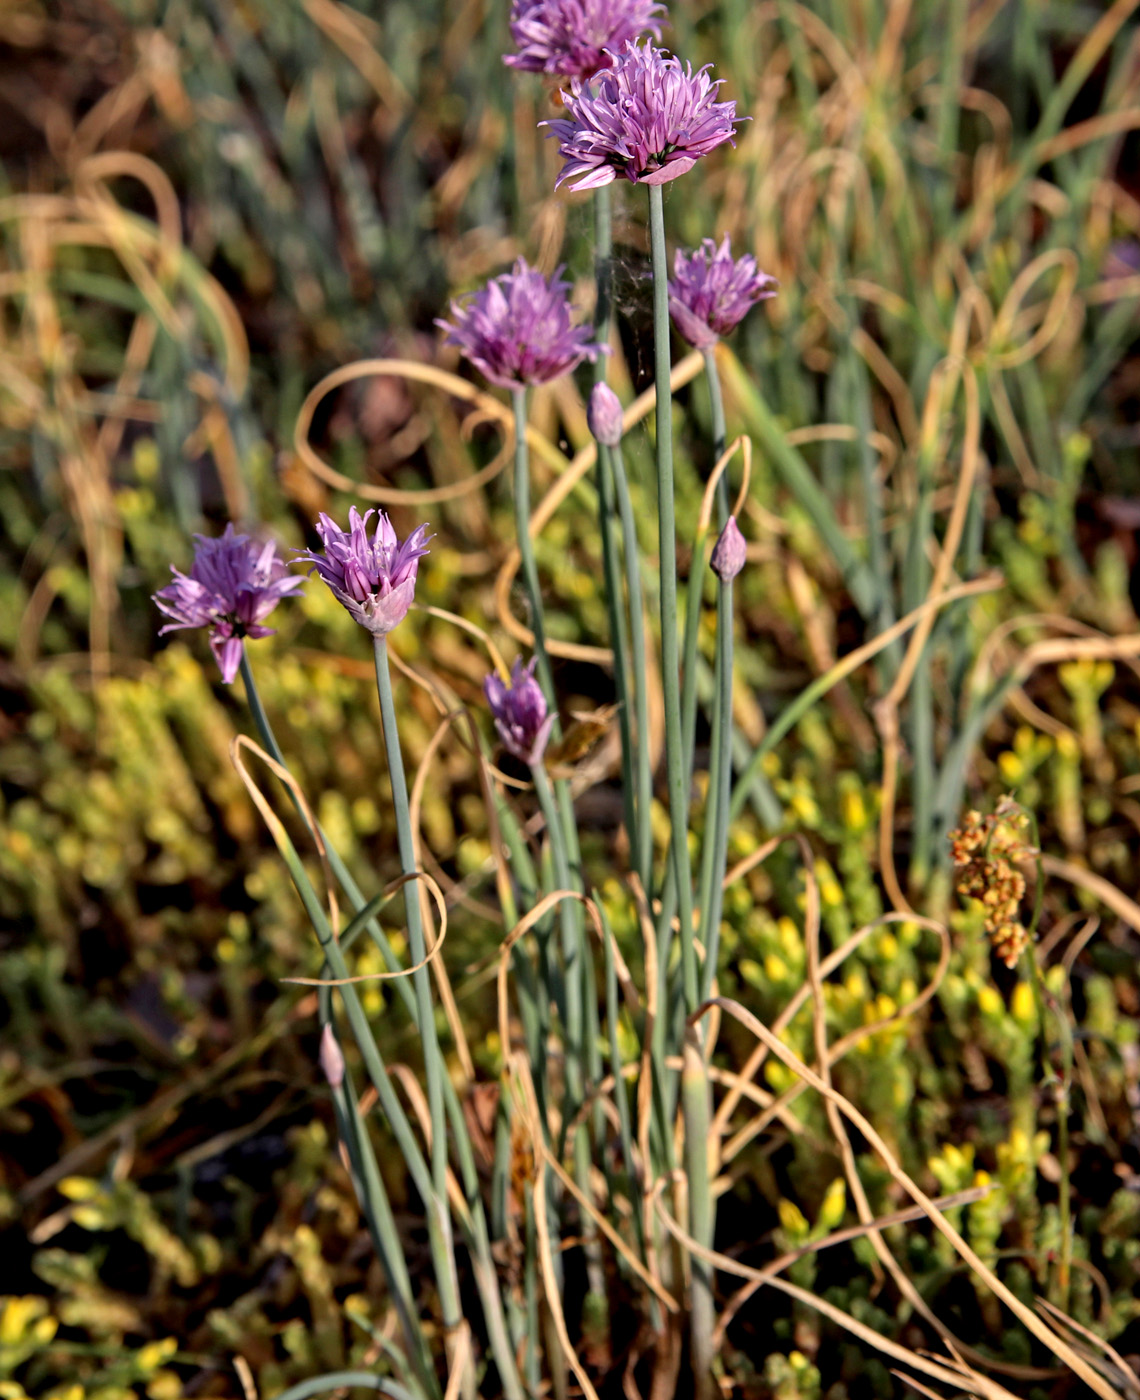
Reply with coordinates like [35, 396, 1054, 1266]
[298, 507, 431, 637]
[669, 235, 778, 349]
[543, 39, 739, 190]
[319, 1024, 345, 1089]
[436, 259, 602, 389]
[153, 524, 303, 684]
[587, 381, 624, 446]
[710, 514, 746, 583]
[485, 658, 556, 767]
[504, 0, 665, 80]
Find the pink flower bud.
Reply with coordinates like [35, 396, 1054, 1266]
[587, 382, 624, 447]
[319, 1023, 345, 1088]
[710, 515, 746, 583]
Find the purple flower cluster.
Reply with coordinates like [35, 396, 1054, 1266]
[436, 259, 602, 390]
[298, 507, 431, 637]
[669, 235, 777, 349]
[485, 658, 555, 767]
[505, 0, 665, 80]
[153, 525, 303, 683]
[543, 39, 739, 190]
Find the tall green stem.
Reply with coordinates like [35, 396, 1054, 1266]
[704, 348, 730, 523]
[532, 763, 584, 1105]
[611, 443, 654, 894]
[373, 638, 460, 1339]
[697, 574, 734, 1004]
[593, 186, 642, 882]
[649, 180, 712, 1399]
[513, 387, 555, 707]
[648, 184, 696, 1008]
[697, 347, 735, 999]
[511, 386, 587, 951]
[240, 651, 416, 1022]
[593, 183, 613, 362]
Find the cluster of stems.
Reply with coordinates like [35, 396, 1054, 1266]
[238, 170, 750, 1399]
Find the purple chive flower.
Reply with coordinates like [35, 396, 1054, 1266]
[587, 381, 624, 446]
[543, 39, 740, 191]
[504, 0, 665, 80]
[153, 524, 303, 684]
[298, 507, 431, 637]
[669, 236, 778, 349]
[485, 658, 556, 767]
[710, 514, 746, 583]
[436, 259, 603, 389]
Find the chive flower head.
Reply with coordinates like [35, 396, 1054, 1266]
[505, 0, 665, 80]
[669, 236, 778, 349]
[298, 507, 431, 636]
[543, 39, 739, 190]
[436, 258, 603, 389]
[153, 524, 303, 683]
[485, 658, 555, 767]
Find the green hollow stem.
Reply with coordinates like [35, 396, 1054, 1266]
[703, 348, 730, 524]
[598, 440, 639, 866]
[513, 386, 556, 708]
[681, 1035, 715, 1391]
[648, 182, 696, 1010]
[373, 639, 461, 1340]
[511, 383, 588, 1004]
[239, 651, 416, 1022]
[649, 180, 712, 1400]
[531, 763, 584, 1106]
[532, 760, 606, 1302]
[697, 575, 734, 1005]
[593, 182, 613, 367]
[697, 347, 738, 999]
[680, 527, 709, 785]
[610, 440, 654, 894]
[320, 1012, 436, 1400]
[592, 184, 649, 898]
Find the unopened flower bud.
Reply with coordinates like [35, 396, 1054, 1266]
[587, 382, 624, 447]
[319, 1023, 345, 1088]
[710, 515, 746, 583]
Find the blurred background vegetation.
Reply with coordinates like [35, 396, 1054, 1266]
[2, 0, 1140, 1396]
